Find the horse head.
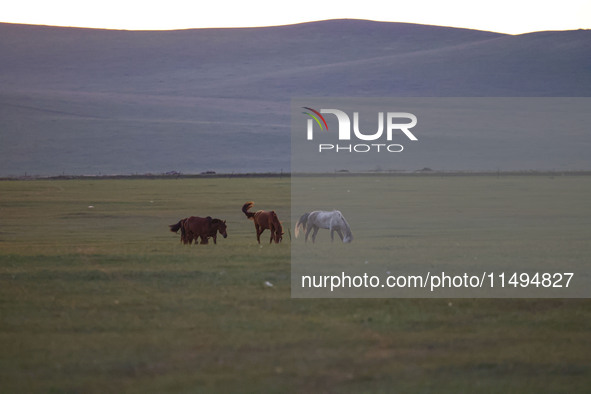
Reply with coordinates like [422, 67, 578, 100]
[212, 219, 228, 238]
[273, 228, 284, 243]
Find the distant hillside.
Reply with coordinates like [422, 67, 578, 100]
[0, 20, 589, 176]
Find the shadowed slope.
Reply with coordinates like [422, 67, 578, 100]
[0, 20, 589, 175]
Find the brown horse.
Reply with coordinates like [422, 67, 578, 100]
[169, 216, 227, 245]
[242, 201, 283, 244]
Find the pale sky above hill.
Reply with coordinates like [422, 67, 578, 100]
[1, 0, 590, 34]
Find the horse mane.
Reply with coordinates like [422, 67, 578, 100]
[270, 211, 282, 232]
[337, 211, 353, 241]
[211, 218, 227, 228]
[242, 201, 256, 219]
[269, 211, 283, 243]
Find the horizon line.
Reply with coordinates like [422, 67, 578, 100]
[2, 18, 587, 36]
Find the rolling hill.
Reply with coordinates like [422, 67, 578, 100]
[0, 19, 590, 176]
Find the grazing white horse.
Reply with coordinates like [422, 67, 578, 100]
[295, 210, 353, 243]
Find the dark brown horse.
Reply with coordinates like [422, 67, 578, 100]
[242, 201, 283, 244]
[169, 216, 227, 245]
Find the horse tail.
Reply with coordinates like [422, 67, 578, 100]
[170, 218, 190, 244]
[181, 219, 188, 244]
[169, 219, 184, 233]
[242, 201, 256, 219]
[294, 212, 309, 239]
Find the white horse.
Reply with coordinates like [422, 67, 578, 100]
[295, 210, 353, 243]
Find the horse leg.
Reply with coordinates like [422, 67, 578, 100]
[305, 226, 313, 243]
[336, 229, 344, 241]
[255, 224, 262, 244]
[212, 234, 217, 244]
[200, 235, 208, 244]
[311, 227, 319, 243]
[184, 228, 192, 244]
[330, 228, 335, 242]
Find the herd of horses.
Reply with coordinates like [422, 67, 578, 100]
[169, 201, 353, 245]
[169, 216, 228, 245]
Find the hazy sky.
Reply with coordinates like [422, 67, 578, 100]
[2, 0, 590, 34]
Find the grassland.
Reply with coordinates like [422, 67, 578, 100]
[291, 173, 591, 297]
[1, 176, 590, 393]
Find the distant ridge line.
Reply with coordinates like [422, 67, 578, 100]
[0, 18, 510, 35]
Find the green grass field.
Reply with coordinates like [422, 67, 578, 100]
[1, 176, 590, 393]
[291, 174, 591, 297]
